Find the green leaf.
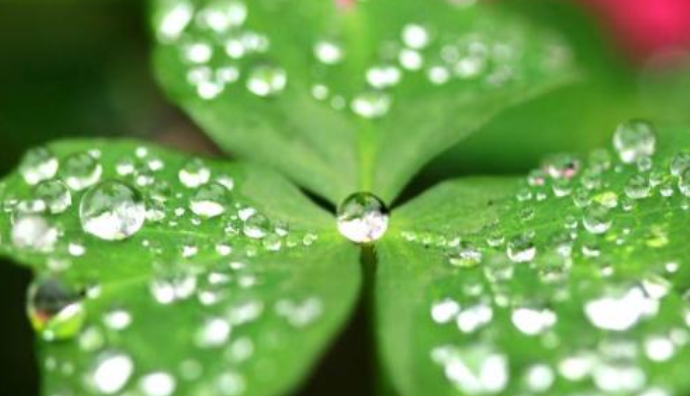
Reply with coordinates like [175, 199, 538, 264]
[151, 0, 578, 203]
[377, 125, 690, 395]
[0, 139, 361, 396]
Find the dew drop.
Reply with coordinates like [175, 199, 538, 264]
[314, 39, 343, 65]
[336, 192, 389, 244]
[351, 91, 391, 119]
[612, 120, 656, 164]
[506, 234, 536, 263]
[62, 152, 103, 191]
[139, 371, 177, 396]
[246, 65, 287, 97]
[88, 351, 134, 395]
[670, 152, 690, 177]
[583, 204, 612, 234]
[35, 180, 72, 214]
[80, 180, 146, 241]
[179, 158, 211, 188]
[402, 23, 430, 49]
[19, 146, 59, 185]
[243, 213, 270, 239]
[11, 215, 59, 252]
[189, 183, 229, 218]
[27, 277, 85, 342]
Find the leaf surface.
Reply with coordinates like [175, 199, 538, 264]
[0, 139, 360, 396]
[377, 126, 690, 395]
[151, 0, 578, 203]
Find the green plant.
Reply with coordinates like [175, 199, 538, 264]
[2, 1, 690, 396]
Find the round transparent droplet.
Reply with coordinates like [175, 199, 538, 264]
[612, 120, 656, 164]
[246, 65, 287, 97]
[243, 213, 271, 239]
[27, 277, 86, 342]
[351, 91, 391, 119]
[80, 180, 146, 241]
[179, 158, 211, 188]
[583, 204, 612, 234]
[62, 152, 103, 191]
[12, 215, 59, 252]
[624, 174, 650, 199]
[88, 351, 134, 395]
[190, 183, 229, 218]
[337, 192, 389, 244]
[35, 180, 72, 214]
[670, 152, 690, 177]
[19, 146, 59, 185]
[507, 234, 536, 263]
[314, 39, 343, 65]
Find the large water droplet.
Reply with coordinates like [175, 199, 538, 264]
[612, 120, 656, 164]
[583, 204, 612, 234]
[80, 181, 146, 241]
[336, 192, 389, 244]
[19, 146, 59, 185]
[27, 277, 85, 342]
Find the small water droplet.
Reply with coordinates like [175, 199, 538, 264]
[179, 158, 211, 188]
[336, 192, 389, 244]
[62, 152, 103, 191]
[190, 183, 229, 218]
[139, 371, 177, 396]
[506, 234, 536, 262]
[314, 39, 344, 65]
[612, 120, 656, 164]
[243, 213, 270, 239]
[80, 181, 146, 241]
[351, 91, 391, 119]
[583, 204, 612, 234]
[88, 351, 134, 395]
[35, 180, 72, 214]
[246, 64, 287, 97]
[19, 146, 59, 185]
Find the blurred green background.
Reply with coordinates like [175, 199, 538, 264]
[1, 0, 689, 394]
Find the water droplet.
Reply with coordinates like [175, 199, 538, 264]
[583, 204, 612, 234]
[431, 345, 508, 394]
[624, 174, 650, 199]
[506, 234, 536, 263]
[190, 183, 229, 218]
[27, 277, 85, 342]
[12, 214, 59, 253]
[402, 23, 430, 49]
[448, 241, 482, 267]
[62, 152, 103, 191]
[584, 286, 658, 331]
[351, 91, 391, 119]
[88, 351, 134, 394]
[246, 65, 287, 97]
[80, 181, 146, 241]
[543, 153, 580, 180]
[195, 317, 231, 348]
[612, 120, 656, 164]
[337, 192, 389, 244]
[139, 371, 177, 396]
[103, 308, 133, 331]
[670, 152, 690, 177]
[314, 39, 343, 64]
[243, 213, 270, 239]
[179, 158, 211, 188]
[35, 180, 72, 214]
[19, 146, 59, 185]
[366, 65, 402, 89]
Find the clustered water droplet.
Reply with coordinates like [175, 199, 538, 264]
[336, 192, 389, 244]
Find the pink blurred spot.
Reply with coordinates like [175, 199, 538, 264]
[335, 0, 355, 9]
[577, 0, 690, 66]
